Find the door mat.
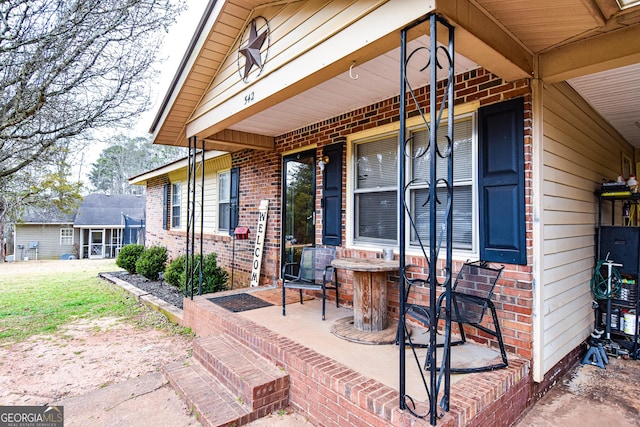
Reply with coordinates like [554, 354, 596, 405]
[208, 293, 274, 313]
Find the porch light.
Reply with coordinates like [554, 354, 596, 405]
[318, 155, 330, 171]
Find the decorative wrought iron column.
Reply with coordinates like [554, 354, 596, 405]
[398, 13, 455, 425]
[185, 136, 205, 298]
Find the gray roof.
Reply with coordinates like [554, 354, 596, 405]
[73, 194, 146, 227]
[20, 206, 76, 224]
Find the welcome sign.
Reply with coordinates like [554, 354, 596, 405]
[250, 200, 269, 287]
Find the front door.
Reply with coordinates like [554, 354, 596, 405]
[282, 149, 316, 274]
[89, 229, 105, 259]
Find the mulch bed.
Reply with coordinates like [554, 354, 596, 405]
[107, 271, 186, 309]
[106, 272, 312, 313]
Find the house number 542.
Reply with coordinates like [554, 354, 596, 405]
[244, 92, 255, 105]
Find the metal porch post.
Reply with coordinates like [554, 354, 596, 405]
[398, 13, 455, 425]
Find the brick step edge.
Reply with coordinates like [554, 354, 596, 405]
[193, 334, 290, 411]
[164, 360, 258, 427]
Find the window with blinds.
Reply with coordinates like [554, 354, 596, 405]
[171, 182, 181, 228]
[409, 116, 474, 249]
[354, 134, 398, 243]
[351, 114, 475, 250]
[218, 170, 230, 231]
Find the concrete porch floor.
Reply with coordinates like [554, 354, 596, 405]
[242, 290, 513, 404]
[182, 286, 530, 426]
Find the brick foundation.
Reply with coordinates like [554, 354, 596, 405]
[182, 294, 530, 427]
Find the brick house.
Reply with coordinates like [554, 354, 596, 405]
[132, 1, 640, 425]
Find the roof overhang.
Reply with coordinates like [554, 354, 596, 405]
[150, 0, 640, 149]
[129, 150, 229, 185]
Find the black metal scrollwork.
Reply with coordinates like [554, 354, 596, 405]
[398, 13, 455, 426]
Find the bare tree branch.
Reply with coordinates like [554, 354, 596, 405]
[0, 0, 184, 179]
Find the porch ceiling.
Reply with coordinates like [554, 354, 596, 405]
[152, 0, 640, 150]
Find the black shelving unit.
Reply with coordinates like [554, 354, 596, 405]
[596, 190, 640, 359]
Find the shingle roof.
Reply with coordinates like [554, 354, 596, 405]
[20, 206, 76, 224]
[73, 194, 146, 227]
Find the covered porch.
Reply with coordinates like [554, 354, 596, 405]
[173, 287, 529, 427]
[146, 0, 640, 425]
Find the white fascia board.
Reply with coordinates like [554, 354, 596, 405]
[150, 0, 226, 139]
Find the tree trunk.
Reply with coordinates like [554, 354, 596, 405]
[0, 194, 5, 262]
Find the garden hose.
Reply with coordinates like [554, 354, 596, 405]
[590, 259, 622, 300]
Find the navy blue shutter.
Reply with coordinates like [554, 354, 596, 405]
[322, 143, 343, 246]
[229, 167, 240, 235]
[478, 97, 526, 265]
[162, 183, 169, 230]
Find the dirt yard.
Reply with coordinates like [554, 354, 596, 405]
[516, 355, 640, 426]
[0, 316, 192, 405]
[0, 259, 312, 427]
[0, 259, 193, 406]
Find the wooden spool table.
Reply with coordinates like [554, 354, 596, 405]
[331, 258, 399, 337]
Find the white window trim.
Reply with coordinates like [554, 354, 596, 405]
[171, 182, 181, 229]
[345, 103, 480, 260]
[60, 228, 74, 246]
[217, 169, 231, 233]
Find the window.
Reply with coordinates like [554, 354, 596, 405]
[60, 228, 74, 245]
[351, 115, 476, 251]
[218, 170, 231, 231]
[354, 133, 398, 243]
[409, 116, 474, 250]
[171, 182, 181, 228]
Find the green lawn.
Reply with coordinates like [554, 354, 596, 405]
[0, 260, 186, 344]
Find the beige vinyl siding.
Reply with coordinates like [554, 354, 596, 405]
[192, 0, 385, 121]
[14, 224, 77, 260]
[540, 82, 633, 374]
[168, 154, 231, 234]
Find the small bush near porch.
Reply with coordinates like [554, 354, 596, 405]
[116, 244, 144, 273]
[165, 253, 229, 294]
[135, 245, 168, 280]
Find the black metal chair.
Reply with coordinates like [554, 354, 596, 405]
[281, 246, 338, 320]
[402, 260, 508, 373]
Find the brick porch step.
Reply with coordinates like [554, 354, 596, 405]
[164, 334, 289, 427]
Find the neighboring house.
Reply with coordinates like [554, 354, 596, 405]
[13, 194, 146, 260]
[73, 194, 146, 259]
[13, 207, 77, 261]
[136, 0, 640, 421]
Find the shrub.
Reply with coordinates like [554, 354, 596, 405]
[200, 252, 229, 294]
[135, 246, 168, 280]
[116, 244, 144, 274]
[164, 252, 229, 294]
[164, 254, 186, 288]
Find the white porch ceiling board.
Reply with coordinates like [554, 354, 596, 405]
[229, 36, 479, 136]
[568, 63, 640, 147]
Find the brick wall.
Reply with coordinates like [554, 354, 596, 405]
[144, 67, 535, 360]
[271, 68, 535, 360]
